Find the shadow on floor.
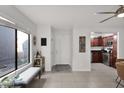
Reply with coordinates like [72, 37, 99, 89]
[27, 78, 47, 88]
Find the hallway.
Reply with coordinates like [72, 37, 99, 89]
[28, 63, 122, 88]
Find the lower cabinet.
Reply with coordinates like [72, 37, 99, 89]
[91, 51, 103, 63]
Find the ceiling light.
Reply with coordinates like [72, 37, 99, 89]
[114, 35, 117, 40]
[117, 13, 124, 18]
[0, 16, 15, 24]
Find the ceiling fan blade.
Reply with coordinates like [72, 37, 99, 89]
[120, 5, 124, 7]
[99, 15, 116, 23]
[96, 12, 115, 14]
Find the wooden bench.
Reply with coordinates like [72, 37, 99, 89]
[14, 67, 41, 87]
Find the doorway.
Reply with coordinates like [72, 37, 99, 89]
[51, 28, 73, 72]
[90, 32, 118, 68]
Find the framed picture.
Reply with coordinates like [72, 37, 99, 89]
[33, 36, 36, 46]
[41, 38, 47, 46]
[79, 36, 86, 52]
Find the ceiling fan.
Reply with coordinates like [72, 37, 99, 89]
[96, 5, 124, 23]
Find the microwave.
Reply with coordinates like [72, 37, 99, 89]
[106, 41, 113, 46]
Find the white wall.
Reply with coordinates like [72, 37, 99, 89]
[0, 6, 37, 55]
[51, 28, 73, 66]
[0, 6, 37, 80]
[0, 6, 36, 34]
[15, 5, 124, 72]
[36, 25, 124, 72]
[91, 26, 124, 59]
[37, 25, 51, 71]
[51, 28, 55, 67]
[72, 25, 124, 71]
[72, 27, 91, 71]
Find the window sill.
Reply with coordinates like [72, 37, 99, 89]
[0, 63, 32, 81]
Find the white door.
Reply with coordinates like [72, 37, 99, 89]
[54, 31, 72, 65]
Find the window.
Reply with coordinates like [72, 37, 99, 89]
[0, 25, 30, 77]
[17, 31, 30, 68]
[0, 26, 16, 77]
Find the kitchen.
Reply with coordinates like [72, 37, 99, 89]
[91, 32, 117, 68]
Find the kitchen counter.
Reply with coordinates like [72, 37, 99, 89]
[91, 50, 102, 51]
[91, 46, 103, 51]
[91, 46, 113, 51]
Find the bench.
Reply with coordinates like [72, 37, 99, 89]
[14, 67, 41, 87]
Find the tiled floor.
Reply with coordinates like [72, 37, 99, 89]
[27, 63, 123, 88]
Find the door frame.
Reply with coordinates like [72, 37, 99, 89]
[51, 28, 73, 67]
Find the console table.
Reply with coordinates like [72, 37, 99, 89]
[33, 57, 45, 74]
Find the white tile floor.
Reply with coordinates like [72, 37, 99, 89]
[27, 63, 123, 88]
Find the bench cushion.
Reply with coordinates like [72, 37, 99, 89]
[15, 67, 41, 85]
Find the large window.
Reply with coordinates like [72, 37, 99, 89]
[17, 31, 30, 68]
[0, 26, 30, 77]
[0, 26, 16, 77]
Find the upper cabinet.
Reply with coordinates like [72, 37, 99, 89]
[103, 36, 113, 47]
[91, 36, 103, 46]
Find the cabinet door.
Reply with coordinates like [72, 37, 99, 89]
[91, 39, 94, 46]
[98, 52, 103, 62]
[91, 37, 103, 46]
[92, 52, 98, 63]
[91, 38, 96, 46]
[92, 51, 103, 63]
[98, 37, 103, 46]
[93, 38, 98, 46]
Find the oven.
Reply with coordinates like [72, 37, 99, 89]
[102, 52, 110, 66]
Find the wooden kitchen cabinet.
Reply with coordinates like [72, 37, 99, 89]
[103, 35, 113, 46]
[102, 34, 117, 68]
[91, 34, 117, 67]
[91, 36, 103, 46]
[91, 51, 103, 63]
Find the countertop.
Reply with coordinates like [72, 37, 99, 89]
[91, 47, 103, 51]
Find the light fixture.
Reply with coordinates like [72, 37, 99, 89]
[117, 13, 124, 18]
[0, 16, 15, 25]
[114, 35, 117, 40]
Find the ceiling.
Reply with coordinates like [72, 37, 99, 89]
[15, 5, 124, 28]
